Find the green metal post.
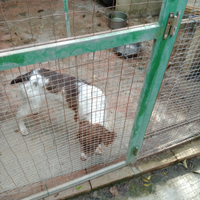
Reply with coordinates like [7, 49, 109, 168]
[126, 0, 188, 164]
[63, 0, 71, 37]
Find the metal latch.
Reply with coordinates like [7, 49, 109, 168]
[163, 11, 181, 39]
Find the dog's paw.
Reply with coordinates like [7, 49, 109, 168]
[80, 153, 87, 161]
[21, 129, 29, 136]
[95, 144, 104, 155]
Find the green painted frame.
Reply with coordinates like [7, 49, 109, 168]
[0, 0, 188, 199]
[0, 24, 159, 71]
[63, 0, 71, 37]
[126, 0, 188, 163]
[0, 0, 188, 168]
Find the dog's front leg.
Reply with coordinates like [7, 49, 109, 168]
[16, 104, 32, 136]
[80, 145, 88, 161]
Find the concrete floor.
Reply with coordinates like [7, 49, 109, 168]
[70, 156, 200, 200]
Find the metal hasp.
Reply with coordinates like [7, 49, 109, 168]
[163, 11, 181, 39]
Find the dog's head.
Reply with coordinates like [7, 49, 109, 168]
[78, 120, 117, 158]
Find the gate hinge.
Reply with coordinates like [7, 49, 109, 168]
[163, 11, 181, 39]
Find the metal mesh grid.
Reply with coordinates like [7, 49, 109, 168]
[139, 0, 200, 159]
[0, 0, 162, 52]
[0, 40, 152, 199]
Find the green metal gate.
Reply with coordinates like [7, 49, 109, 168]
[0, 0, 188, 199]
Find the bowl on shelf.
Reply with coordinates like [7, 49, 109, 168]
[108, 11, 128, 29]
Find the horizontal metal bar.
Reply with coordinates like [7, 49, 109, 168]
[139, 132, 200, 160]
[0, 23, 159, 54]
[0, 24, 160, 71]
[21, 161, 127, 200]
[179, 16, 200, 29]
[145, 115, 200, 139]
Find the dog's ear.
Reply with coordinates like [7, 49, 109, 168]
[10, 70, 34, 85]
[10, 76, 24, 85]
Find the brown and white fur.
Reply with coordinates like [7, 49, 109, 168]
[11, 68, 116, 161]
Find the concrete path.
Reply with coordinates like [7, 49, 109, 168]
[70, 156, 200, 200]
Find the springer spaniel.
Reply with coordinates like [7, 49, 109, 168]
[11, 68, 116, 161]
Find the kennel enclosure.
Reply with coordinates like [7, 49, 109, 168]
[1, 0, 199, 199]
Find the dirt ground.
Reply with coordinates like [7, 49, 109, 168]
[0, 0, 158, 50]
[70, 156, 200, 200]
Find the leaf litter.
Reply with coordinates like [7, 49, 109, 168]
[109, 186, 118, 196]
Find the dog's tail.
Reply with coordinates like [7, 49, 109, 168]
[10, 70, 34, 85]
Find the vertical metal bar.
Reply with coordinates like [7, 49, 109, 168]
[126, 0, 188, 164]
[63, 0, 71, 37]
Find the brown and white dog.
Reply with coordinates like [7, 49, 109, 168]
[11, 68, 116, 161]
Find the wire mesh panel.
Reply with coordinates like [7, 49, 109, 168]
[0, 40, 153, 199]
[138, 1, 200, 159]
[0, 0, 162, 51]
